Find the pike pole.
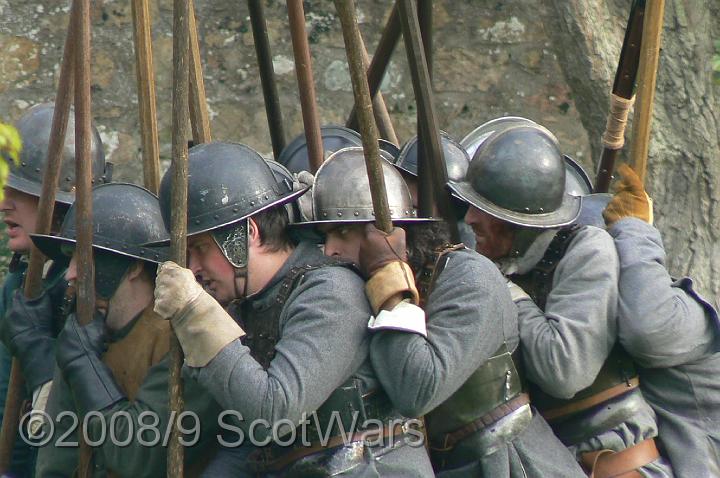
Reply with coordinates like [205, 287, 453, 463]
[287, 0, 324, 173]
[0, 3, 77, 471]
[168, 0, 190, 475]
[358, 31, 398, 145]
[248, 0, 287, 158]
[335, 0, 393, 233]
[131, 0, 161, 193]
[629, 0, 665, 183]
[594, 0, 646, 193]
[188, 0, 211, 144]
[74, 0, 96, 475]
[397, 0, 459, 242]
[346, 4, 400, 134]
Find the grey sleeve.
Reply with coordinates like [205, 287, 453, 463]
[189, 267, 371, 441]
[609, 217, 718, 368]
[518, 226, 618, 399]
[370, 250, 512, 417]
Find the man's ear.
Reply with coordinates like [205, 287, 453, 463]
[247, 217, 261, 247]
[125, 260, 145, 282]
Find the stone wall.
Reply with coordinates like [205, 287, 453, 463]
[0, 0, 593, 184]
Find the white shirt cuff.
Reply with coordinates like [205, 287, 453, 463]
[368, 300, 427, 337]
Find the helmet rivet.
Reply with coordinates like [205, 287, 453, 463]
[539, 207, 544, 213]
[35, 167, 40, 172]
[232, 208, 239, 213]
[195, 219, 200, 224]
[322, 212, 328, 217]
[354, 211, 359, 216]
[214, 214, 219, 220]
[154, 254, 159, 259]
[139, 250, 145, 255]
[65, 176, 71, 181]
[524, 207, 530, 212]
[250, 201, 255, 206]
[337, 212, 342, 217]
[264, 195, 269, 200]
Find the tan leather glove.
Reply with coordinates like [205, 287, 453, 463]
[154, 261, 245, 367]
[603, 163, 654, 226]
[359, 224, 419, 314]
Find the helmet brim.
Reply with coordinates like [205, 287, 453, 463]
[448, 180, 582, 229]
[291, 216, 438, 228]
[31, 233, 170, 264]
[6, 174, 75, 205]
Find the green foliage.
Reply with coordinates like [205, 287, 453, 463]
[0, 121, 22, 200]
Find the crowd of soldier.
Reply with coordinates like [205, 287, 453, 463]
[0, 103, 717, 477]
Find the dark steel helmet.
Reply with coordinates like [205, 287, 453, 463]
[31, 183, 169, 263]
[461, 116, 537, 159]
[378, 139, 400, 161]
[159, 142, 308, 238]
[277, 125, 362, 173]
[295, 147, 423, 226]
[461, 116, 593, 197]
[449, 124, 581, 228]
[8, 103, 108, 205]
[31, 183, 169, 299]
[394, 132, 470, 183]
[563, 155, 593, 196]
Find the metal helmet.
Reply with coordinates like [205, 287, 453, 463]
[31, 183, 169, 299]
[461, 116, 537, 159]
[448, 124, 581, 229]
[461, 116, 593, 197]
[378, 139, 401, 161]
[563, 155, 593, 196]
[394, 132, 470, 183]
[159, 142, 307, 270]
[8, 103, 109, 205]
[277, 125, 362, 173]
[295, 147, 423, 226]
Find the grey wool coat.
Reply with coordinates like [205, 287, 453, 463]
[188, 241, 434, 477]
[515, 225, 673, 477]
[610, 217, 720, 477]
[370, 247, 585, 477]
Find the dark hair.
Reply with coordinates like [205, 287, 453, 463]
[405, 220, 453, 274]
[252, 205, 293, 252]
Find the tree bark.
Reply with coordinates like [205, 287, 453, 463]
[544, 0, 720, 297]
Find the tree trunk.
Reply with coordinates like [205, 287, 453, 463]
[544, 0, 720, 297]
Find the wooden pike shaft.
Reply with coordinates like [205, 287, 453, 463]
[248, 0, 286, 158]
[335, 0, 392, 233]
[287, 0, 324, 173]
[346, 4, 400, 132]
[168, 0, 190, 476]
[629, 0, 665, 183]
[132, 0, 161, 193]
[358, 32, 398, 145]
[189, 0, 211, 144]
[397, 0, 459, 242]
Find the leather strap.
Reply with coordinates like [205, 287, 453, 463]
[541, 377, 639, 422]
[430, 393, 530, 452]
[580, 438, 660, 478]
[248, 421, 410, 473]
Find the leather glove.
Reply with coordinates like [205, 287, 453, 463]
[56, 312, 125, 414]
[0, 290, 56, 391]
[358, 224, 408, 278]
[603, 163, 654, 226]
[154, 262, 245, 367]
[359, 224, 418, 314]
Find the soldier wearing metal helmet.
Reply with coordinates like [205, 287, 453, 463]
[603, 164, 720, 476]
[449, 124, 673, 477]
[307, 148, 585, 476]
[152, 142, 427, 476]
[27, 183, 219, 477]
[0, 103, 107, 477]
